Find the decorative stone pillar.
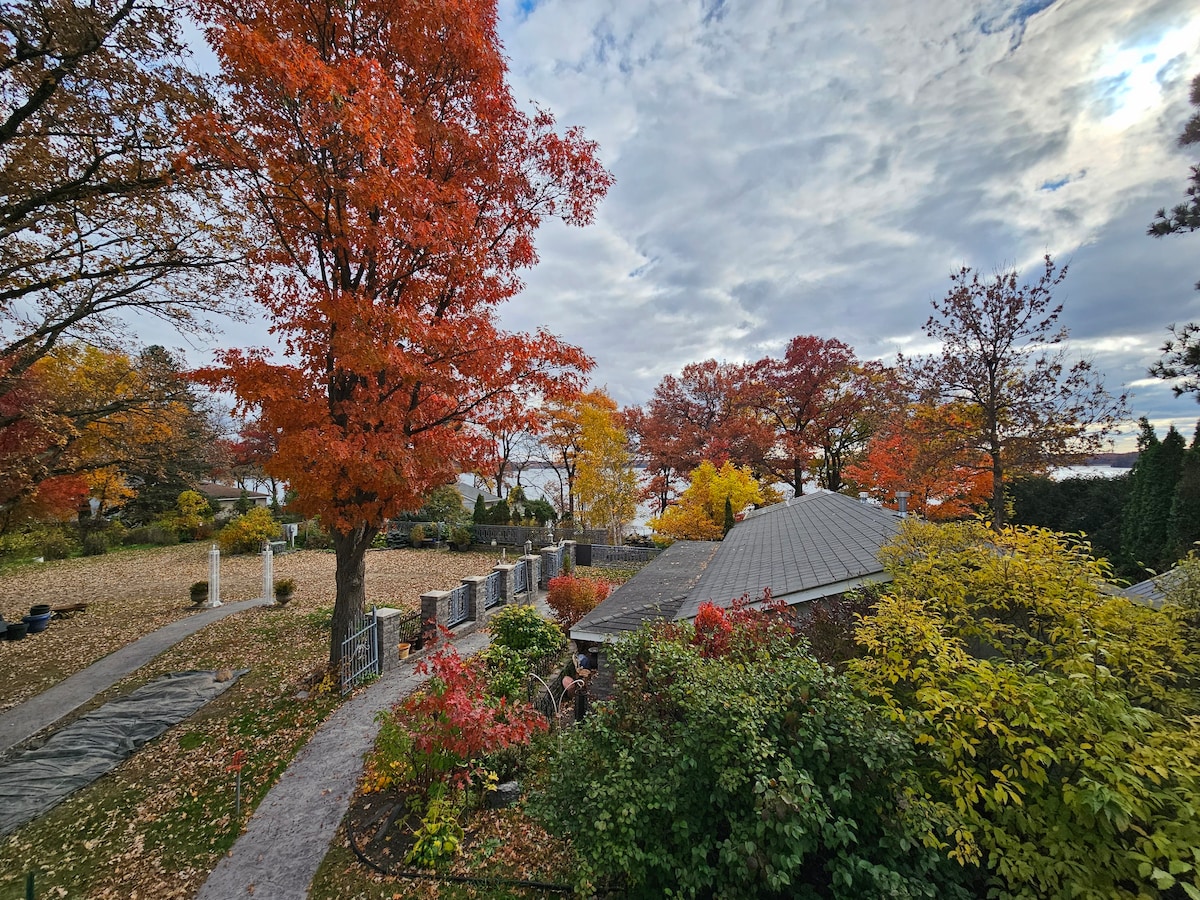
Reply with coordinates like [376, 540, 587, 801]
[563, 540, 576, 570]
[421, 590, 450, 645]
[461, 575, 489, 622]
[375, 607, 403, 673]
[493, 563, 517, 604]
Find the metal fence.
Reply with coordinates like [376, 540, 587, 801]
[394, 610, 423, 649]
[340, 606, 379, 695]
[483, 569, 503, 609]
[447, 583, 470, 628]
[579, 543, 661, 568]
[512, 558, 531, 599]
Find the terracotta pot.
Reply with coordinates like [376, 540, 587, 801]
[397, 642, 411, 660]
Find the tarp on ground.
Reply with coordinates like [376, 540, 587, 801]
[0, 669, 245, 836]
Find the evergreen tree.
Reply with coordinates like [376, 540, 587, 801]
[1168, 422, 1200, 559]
[723, 496, 736, 535]
[472, 493, 488, 524]
[1122, 419, 1187, 573]
[489, 498, 511, 526]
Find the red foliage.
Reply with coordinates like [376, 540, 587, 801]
[665, 589, 796, 660]
[397, 647, 547, 793]
[545, 574, 612, 628]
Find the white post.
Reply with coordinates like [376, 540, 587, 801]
[205, 544, 223, 607]
[262, 542, 274, 603]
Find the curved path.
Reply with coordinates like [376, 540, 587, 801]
[198, 593, 550, 900]
[0, 598, 271, 755]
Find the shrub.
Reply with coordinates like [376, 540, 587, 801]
[190, 581, 209, 604]
[218, 507, 278, 555]
[409, 524, 427, 545]
[545, 574, 612, 628]
[365, 646, 547, 839]
[449, 525, 472, 549]
[39, 527, 79, 560]
[80, 531, 108, 556]
[487, 604, 565, 659]
[301, 519, 332, 549]
[531, 614, 965, 898]
[0, 530, 40, 561]
[851, 521, 1200, 898]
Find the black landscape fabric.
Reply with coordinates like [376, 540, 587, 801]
[0, 669, 245, 835]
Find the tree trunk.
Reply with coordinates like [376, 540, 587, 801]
[990, 448, 1005, 531]
[329, 522, 377, 670]
[793, 459, 805, 496]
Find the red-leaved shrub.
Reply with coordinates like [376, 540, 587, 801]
[546, 574, 613, 628]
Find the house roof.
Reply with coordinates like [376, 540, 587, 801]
[1123, 569, 1185, 609]
[569, 490, 903, 644]
[196, 482, 270, 502]
[570, 541, 721, 645]
[678, 490, 901, 619]
[456, 480, 501, 510]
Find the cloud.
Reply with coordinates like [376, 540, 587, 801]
[494, 0, 1200, 440]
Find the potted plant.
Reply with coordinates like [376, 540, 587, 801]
[449, 525, 472, 551]
[274, 578, 296, 606]
[409, 524, 426, 546]
[190, 580, 209, 605]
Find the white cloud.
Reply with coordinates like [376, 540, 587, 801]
[495, 0, 1200, 430]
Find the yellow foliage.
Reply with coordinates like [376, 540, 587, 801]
[649, 460, 764, 541]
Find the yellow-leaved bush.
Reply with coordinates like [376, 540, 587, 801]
[850, 520, 1200, 899]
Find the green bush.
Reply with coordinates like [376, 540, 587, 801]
[449, 525, 472, 549]
[39, 527, 79, 560]
[300, 519, 332, 549]
[218, 507, 278, 555]
[487, 604, 564, 659]
[80, 531, 109, 556]
[409, 524, 426, 544]
[530, 616, 964, 898]
[851, 521, 1200, 899]
[0, 530, 40, 561]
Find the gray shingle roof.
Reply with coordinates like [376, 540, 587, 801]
[678, 490, 901, 619]
[570, 491, 903, 643]
[569, 541, 721, 644]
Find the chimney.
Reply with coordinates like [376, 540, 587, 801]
[896, 491, 910, 517]
[858, 492, 869, 504]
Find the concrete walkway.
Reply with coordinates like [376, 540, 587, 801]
[197, 594, 550, 900]
[0, 598, 272, 754]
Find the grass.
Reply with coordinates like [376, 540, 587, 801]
[0, 544, 511, 899]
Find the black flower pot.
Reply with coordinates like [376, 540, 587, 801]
[5, 621, 28, 641]
[30, 604, 51, 617]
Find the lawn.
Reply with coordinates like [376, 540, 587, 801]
[0, 544, 505, 899]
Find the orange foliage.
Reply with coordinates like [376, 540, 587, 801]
[191, 0, 611, 664]
[845, 404, 992, 520]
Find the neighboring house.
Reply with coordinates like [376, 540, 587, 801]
[196, 483, 271, 520]
[571, 490, 903, 648]
[457, 479, 501, 514]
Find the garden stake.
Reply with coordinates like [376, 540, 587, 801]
[227, 749, 247, 820]
[25, 871, 34, 899]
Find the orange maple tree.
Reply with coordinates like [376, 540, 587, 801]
[845, 403, 992, 520]
[193, 0, 611, 665]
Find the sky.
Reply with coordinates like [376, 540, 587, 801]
[477, 0, 1200, 448]
[178, 0, 1200, 451]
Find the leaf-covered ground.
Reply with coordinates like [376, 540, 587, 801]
[0, 544, 505, 899]
[0, 544, 498, 713]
